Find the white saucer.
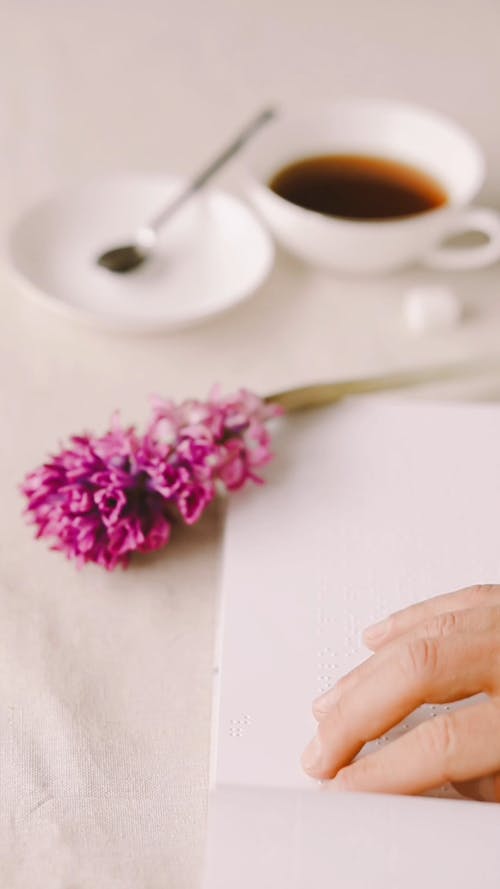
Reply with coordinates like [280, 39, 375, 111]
[6, 175, 274, 333]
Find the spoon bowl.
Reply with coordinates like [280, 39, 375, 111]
[97, 244, 149, 273]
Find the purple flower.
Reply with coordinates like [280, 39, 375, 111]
[21, 388, 282, 570]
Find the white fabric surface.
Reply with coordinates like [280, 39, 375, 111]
[1, 1, 500, 886]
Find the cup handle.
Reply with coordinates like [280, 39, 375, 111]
[422, 207, 500, 271]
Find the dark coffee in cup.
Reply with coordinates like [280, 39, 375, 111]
[269, 154, 448, 221]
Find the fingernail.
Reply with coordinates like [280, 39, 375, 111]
[301, 734, 323, 774]
[363, 618, 389, 644]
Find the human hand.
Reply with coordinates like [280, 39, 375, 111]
[302, 584, 500, 802]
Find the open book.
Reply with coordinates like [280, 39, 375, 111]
[204, 398, 500, 888]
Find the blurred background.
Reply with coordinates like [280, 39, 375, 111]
[0, 0, 500, 411]
[3, 0, 500, 219]
[2, 0, 500, 429]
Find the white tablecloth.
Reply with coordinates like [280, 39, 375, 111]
[1, 1, 500, 885]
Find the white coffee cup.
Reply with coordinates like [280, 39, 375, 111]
[243, 99, 500, 274]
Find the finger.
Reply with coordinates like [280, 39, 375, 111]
[303, 630, 498, 779]
[454, 771, 500, 803]
[363, 584, 500, 650]
[329, 700, 500, 796]
[313, 606, 500, 721]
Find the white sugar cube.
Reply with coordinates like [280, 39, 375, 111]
[403, 285, 463, 333]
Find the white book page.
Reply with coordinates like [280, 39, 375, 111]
[205, 398, 500, 887]
[204, 786, 500, 889]
[214, 397, 500, 792]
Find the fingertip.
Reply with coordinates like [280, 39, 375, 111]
[312, 687, 339, 721]
[362, 632, 378, 651]
[301, 735, 323, 776]
[362, 624, 387, 650]
[312, 699, 327, 721]
[363, 613, 397, 649]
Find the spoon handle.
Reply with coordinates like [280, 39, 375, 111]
[264, 359, 496, 412]
[148, 107, 276, 235]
